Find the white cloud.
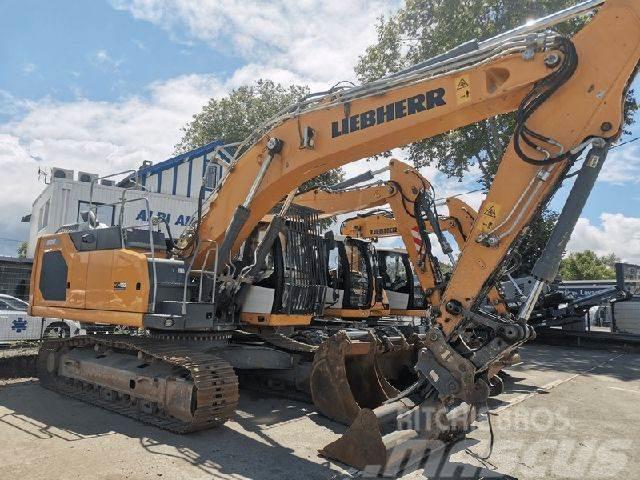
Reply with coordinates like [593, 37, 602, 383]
[0, 73, 233, 254]
[22, 63, 36, 75]
[567, 213, 640, 263]
[109, 0, 400, 84]
[0, 89, 30, 118]
[0, 134, 43, 254]
[131, 38, 147, 51]
[0, 0, 402, 255]
[91, 49, 123, 70]
[599, 144, 640, 184]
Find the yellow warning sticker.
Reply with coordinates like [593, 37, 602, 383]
[479, 201, 501, 232]
[455, 74, 471, 104]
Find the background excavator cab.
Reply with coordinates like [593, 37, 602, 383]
[324, 235, 375, 319]
[377, 247, 428, 317]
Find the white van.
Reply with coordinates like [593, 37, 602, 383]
[0, 294, 83, 343]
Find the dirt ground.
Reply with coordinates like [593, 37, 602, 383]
[0, 343, 38, 358]
[0, 343, 638, 480]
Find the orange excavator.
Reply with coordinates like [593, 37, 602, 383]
[29, 0, 640, 471]
[340, 196, 509, 316]
[290, 158, 435, 319]
[339, 199, 516, 395]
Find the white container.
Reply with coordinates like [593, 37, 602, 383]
[27, 179, 199, 257]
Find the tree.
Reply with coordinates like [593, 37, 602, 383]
[16, 241, 27, 259]
[356, 0, 637, 184]
[512, 210, 559, 277]
[176, 79, 344, 193]
[600, 253, 621, 270]
[559, 250, 618, 280]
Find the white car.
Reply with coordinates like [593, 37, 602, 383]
[0, 294, 83, 343]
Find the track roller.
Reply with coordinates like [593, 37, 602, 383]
[37, 335, 239, 433]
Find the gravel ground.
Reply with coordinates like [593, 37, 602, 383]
[0, 343, 39, 358]
[0, 343, 638, 480]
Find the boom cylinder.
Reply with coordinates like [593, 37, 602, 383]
[519, 140, 609, 321]
[532, 140, 609, 282]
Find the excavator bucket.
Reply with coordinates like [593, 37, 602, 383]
[310, 330, 399, 425]
[375, 333, 428, 391]
[321, 398, 477, 474]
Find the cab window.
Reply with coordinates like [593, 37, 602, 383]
[383, 253, 409, 292]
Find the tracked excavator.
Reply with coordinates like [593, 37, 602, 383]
[339, 199, 517, 396]
[287, 159, 457, 399]
[29, 0, 640, 471]
[290, 158, 437, 319]
[340, 196, 508, 316]
[293, 181, 479, 318]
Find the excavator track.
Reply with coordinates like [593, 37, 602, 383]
[37, 335, 239, 433]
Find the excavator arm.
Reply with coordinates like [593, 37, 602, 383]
[291, 181, 398, 218]
[287, 158, 462, 305]
[189, 0, 639, 338]
[186, 31, 560, 269]
[438, 0, 640, 335]
[340, 209, 461, 244]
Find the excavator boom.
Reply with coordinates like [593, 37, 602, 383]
[188, 36, 559, 269]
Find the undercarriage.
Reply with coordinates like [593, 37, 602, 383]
[37, 334, 238, 433]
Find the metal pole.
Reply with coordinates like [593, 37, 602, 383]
[479, 0, 605, 51]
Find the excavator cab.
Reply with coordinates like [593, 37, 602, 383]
[377, 248, 428, 317]
[239, 206, 328, 326]
[324, 235, 375, 319]
[323, 235, 390, 319]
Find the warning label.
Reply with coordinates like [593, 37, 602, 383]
[455, 75, 471, 104]
[479, 201, 501, 232]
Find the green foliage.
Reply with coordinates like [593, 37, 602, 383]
[559, 250, 619, 280]
[600, 253, 621, 270]
[356, 1, 638, 183]
[16, 241, 27, 259]
[177, 80, 308, 151]
[512, 210, 559, 277]
[176, 79, 344, 192]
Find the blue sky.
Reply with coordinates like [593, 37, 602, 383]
[0, 0, 240, 110]
[1, 0, 639, 261]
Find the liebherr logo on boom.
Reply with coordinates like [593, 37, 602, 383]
[331, 87, 446, 138]
[371, 227, 398, 235]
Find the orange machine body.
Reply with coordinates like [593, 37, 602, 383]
[29, 233, 151, 327]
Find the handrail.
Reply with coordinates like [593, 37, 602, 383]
[87, 169, 139, 221]
[197, 242, 219, 303]
[181, 238, 200, 315]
